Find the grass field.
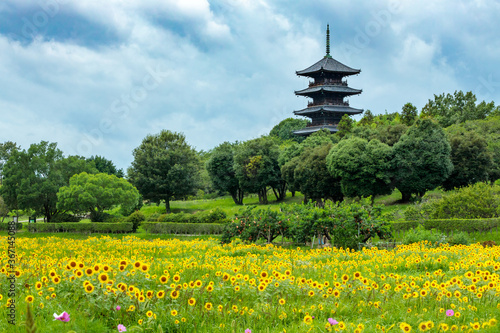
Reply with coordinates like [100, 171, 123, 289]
[1, 234, 499, 332]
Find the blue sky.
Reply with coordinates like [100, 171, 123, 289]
[1, 0, 500, 171]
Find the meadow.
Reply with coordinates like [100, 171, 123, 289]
[1, 234, 499, 332]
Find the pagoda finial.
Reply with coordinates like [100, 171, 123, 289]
[326, 24, 331, 58]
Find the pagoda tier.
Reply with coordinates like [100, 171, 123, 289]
[292, 25, 363, 136]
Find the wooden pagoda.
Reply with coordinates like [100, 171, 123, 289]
[293, 25, 363, 136]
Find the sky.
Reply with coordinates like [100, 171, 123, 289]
[1, 0, 500, 171]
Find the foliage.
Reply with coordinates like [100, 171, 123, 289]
[327, 137, 394, 199]
[400, 102, 418, 126]
[393, 119, 453, 201]
[206, 142, 244, 205]
[26, 222, 134, 233]
[293, 143, 343, 204]
[336, 113, 354, 137]
[402, 225, 445, 246]
[0, 222, 22, 230]
[141, 222, 224, 235]
[128, 130, 202, 213]
[50, 212, 81, 223]
[127, 210, 146, 232]
[0, 140, 19, 177]
[429, 182, 500, 219]
[374, 123, 408, 146]
[233, 136, 283, 204]
[156, 207, 227, 224]
[86, 155, 124, 178]
[392, 217, 500, 234]
[269, 117, 309, 143]
[221, 199, 392, 249]
[57, 172, 141, 222]
[0, 141, 97, 221]
[0, 196, 8, 223]
[421, 90, 497, 127]
[442, 128, 493, 190]
[358, 109, 374, 126]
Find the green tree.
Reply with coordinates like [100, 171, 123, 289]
[0, 196, 9, 223]
[358, 109, 375, 126]
[393, 119, 453, 201]
[0, 142, 96, 221]
[374, 123, 408, 146]
[421, 90, 496, 127]
[269, 118, 309, 143]
[337, 114, 354, 137]
[442, 128, 493, 190]
[0, 141, 19, 184]
[327, 137, 394, 199]
[206, 142, 244, 205]
[57, 172, 141, 222]
[294, 143, 343, 205]
[400, 103, 418, 126]
[233, 136, 282, 204]
[128, 130, 201, 213]
[86, 155, 124, 178]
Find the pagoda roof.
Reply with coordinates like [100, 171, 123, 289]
[296, 56, 361, 77]
[295, 85, 362, 96]
[294, 105, 363, 116]
[293, 125, 338, 136]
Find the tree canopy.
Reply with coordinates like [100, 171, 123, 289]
[393, 119, 453, 201]
[128, 130, 201, 213]
[57, 172, 140, 222]
[269, 118, 309, 143]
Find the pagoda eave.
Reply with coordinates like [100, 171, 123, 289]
[295, 85, 362, 96]
[293, 125, 338, 136]
[293, 105, 363, 116]
[296, 57, 361, 77]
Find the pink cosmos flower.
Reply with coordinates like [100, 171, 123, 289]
[328, 318, 339, 325]
[118, 324, 127, 332]
[116, 306, 121, 311]
[245, 329, 251, 333]
[53, 312, 70, 322]
[446, 309, 454, 317]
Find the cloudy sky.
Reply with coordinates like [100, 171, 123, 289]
[1, 0, 499, 171]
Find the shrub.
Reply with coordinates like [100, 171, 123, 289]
[26, 223, 133, 233]
[127, 210, 145, 232]
[141, 222, 224, 235]
[147, 212, 161, 222]
[446, 231, 470, 245]
[0, 222, 23, 230]
[430, 182, 500, 219]
[402, 225, 445, 246]
[50, 213, 81, 223]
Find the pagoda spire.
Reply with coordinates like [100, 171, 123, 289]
[325, 24, 331, 58]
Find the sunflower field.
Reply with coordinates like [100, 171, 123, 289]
[1, 235, 499, 332]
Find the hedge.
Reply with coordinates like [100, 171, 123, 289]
[141, 222, 224, 235]
[0, 222, 23, 231]
[26, 223, 134, 234]
[392, 218, 500, 236]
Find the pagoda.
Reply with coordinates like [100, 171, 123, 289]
[293, 25, 363, 136]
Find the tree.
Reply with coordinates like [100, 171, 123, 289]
[294, 143, 343, 205]
[327, 137, 394, 200]
[233, 136, 282, 204]
[0, 142, 96, 221]
[421, 90, 495, 127]
[374, 123, 408, 146]
[206, 142, 244, 205]
[0, 141, 19, 184]
[337, 114, 354, 137]
[269, 118, 310, 143]
[128, 130, 201, 213]
[442, 128, 493, 190]
[57, 172, 141, 222]
[400, 103, 418, 126]
[87, 155, 124, 178]
[358, 109, 375, 126]
[393, 118, 453, 201]
[0, 196, 9, 223]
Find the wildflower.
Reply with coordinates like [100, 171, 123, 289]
[446, 309, 454, 317]
[171, 309, 178, 316]
[53, 312, 70, 322]
[399, 322, 412, 332]
[116, 306, 121, 311]
[304, 315, 313, 325]
[25, 295, 34, 303]
[328, 318, 339, 325]
[117, 324, 127, 332]
[188, 298, 196, 306]
[245, 330, 251, 333]
[205, 302, 213, 311]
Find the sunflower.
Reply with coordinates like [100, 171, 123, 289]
[98, 273, 109, 283]
[146, 311, 153, 318]
[400, 322, 412, 332]
[303, 315, 313, 325]
[85, 284, 95, 293]
[170, 309, 178, 316]
[85, 268, 94, 276]
[159, 275, 169, 284]
[170, 290, 179, 300]
[25, 295, 34, 303]
[35, 282, 42, 290]
[279, 298, 285, 305]
[188, 298, 196, 306]
[204, 302, 213, 311]
[157, 290, 165, 299]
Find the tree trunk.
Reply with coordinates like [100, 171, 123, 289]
[258, 187, 268, 204]
[165, 198, 171, 214]
[291, 191, 295, 197]
[401, 191, 411, 202]
[230, 188, 244, 205]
